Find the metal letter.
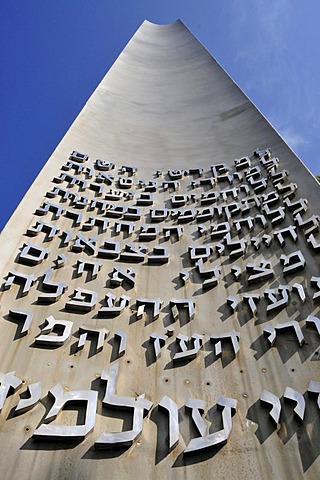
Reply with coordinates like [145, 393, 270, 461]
[173, 333, 203, 363]
[16, 382, 42, 414]
[77, 326, 109, 353]
[284, 387, 305, 422]
[210, 330, 240, 357]
[35, 315, 73, 346]
[9, 309, 33, 336]
[98, 293, 130, 318]
[38, 268, 67, 303]
[150, 333, 167, 359]
[184, 396, 237, 455]
[0, 371, 22, 411]
[114, 330, 128, 358]
[95, 363, 152, 449]
[158, 396, 179, 451]
[65, 288, 97, 312]
[34, 384, 97, 440]
[260, 389, 281, 425]
[4, 270, 37, 297]
[280, 250, 305, 275]
[170, 299, 195, 321]
[264, 320, 304, 346]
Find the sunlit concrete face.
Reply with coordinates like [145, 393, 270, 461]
[0, 20, 320, 480]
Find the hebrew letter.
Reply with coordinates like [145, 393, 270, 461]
[273, 225, 298, 246]
[184, 397, 237, 455]
[295, 213, 320, 237]
[210, 330, 240, 357]
[35, 316, 73, 346]
[69, 150, 89, 162]
[95, 159, 115, 170]
[9, 309, 33, 336]
[283, 387, 305, 422]
[76, 259, 102, 280]
[158, 396, 179, 451]
[170, 299, 195, 322]
[185, 398, 207, 436]
[77, 326, 109, 353]
[150, 333, 166, 359]
[98, 241, 120, 259]
[120, 243, 147, 262]
[311, 276, 320, 302]
[34, 384, 97, 441]
[308, 380, 320, 408]
[264, 286, 289, 313]
[246, 261, 274, 284]
[72, 234, 96, 255]
[114, 330, 128, 358]
[136, 298, 163, 321]
[260, 390, 281, 425]
[306, 315, 320, 335]
[226, 296, 240, 312]
[264, 320, 304, 346]
[243, 294, 260, 315]
[173, 333, 203, 363]
[65, 288, 97, 312]
[16, 382, 42, 414]
[98, 293, 130, 318]
[38, 268, 67, 303]
[110, 267, 136, 288]
[292, 283, 306, 303]
[0, 371, 22, 411]
[148, 246, 169, 264]
[4, 270, 37, 297]
[27, 221, 59, 241]
[280, 250, 305, 275]
[95, 363, 152, 449]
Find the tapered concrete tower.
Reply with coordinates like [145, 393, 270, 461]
[0, 20, 319, 479]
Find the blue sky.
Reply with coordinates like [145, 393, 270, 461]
[1, 0, 319, 231]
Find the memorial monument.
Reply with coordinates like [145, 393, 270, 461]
[0, 19, 319, 479]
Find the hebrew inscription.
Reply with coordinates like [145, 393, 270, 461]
[1, 147, 320, 471]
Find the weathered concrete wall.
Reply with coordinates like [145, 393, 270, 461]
[0, 20, 319, 480]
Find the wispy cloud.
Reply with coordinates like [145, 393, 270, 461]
[226, 0, 319, 169]
[230, 0, 292, 74]
[280, 128, 308, 150]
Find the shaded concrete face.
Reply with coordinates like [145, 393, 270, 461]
[0, 19, 320, 480]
